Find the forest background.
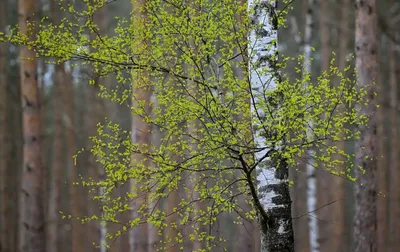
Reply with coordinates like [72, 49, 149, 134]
[0, 0, 397, 251]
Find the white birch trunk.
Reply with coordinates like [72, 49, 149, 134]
[248, 1, 294, 251]
[303, 1, 319, 251]
[99, 185, 107, 252]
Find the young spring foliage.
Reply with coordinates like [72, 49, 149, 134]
[1, 0, 370, 250]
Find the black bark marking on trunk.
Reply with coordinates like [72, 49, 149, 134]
[249, 0, 294, 250]
[31, 224, 45, 232]
[24, 71, 30, 78]
[26, 164, 32, 172]
[21, 189, 30, 197]
[23, 222, 30, 230]
[23, 95, 33, 108]
[367, 5, 373, 15]
[260, 152, 294, 251]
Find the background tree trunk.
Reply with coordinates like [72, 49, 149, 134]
[387, 3, 399, 249]
[0, 0, 9, 250]
[18, 0, 46, 251]
[393, 13, 400, 251]
[317, 1, 332, 251]
[130, 73, 151, 252]
[46, 4, 65, 250]
[376, 32, 388, 252]
[64, 63, 84, 252]
[331, 0, 351, 250]
[354, 0, 379, 251]
[166, 177, 178, 252]
[129, 2, 150, 251]
[94, 4, 108, 252]
[46, 62, 64, 252]
[290, 2, 309, 251]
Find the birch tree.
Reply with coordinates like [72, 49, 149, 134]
[3, 0, 370, 251]
[302, 0, 318, 251]
[247, 0, 294, 250]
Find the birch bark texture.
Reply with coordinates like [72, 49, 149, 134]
[247, 1, 294, 251]
[354, 0, 379, 251]
[18, 0, 46, 251]
[302, 1, 318, 251]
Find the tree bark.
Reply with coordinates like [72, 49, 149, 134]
[148, 99, 161, 252]
[331, 0, 350, 250]
[85, 3, 109, 251]
[166, 183, 178, 252]
[302, 1, 319, 251]
[353, 1, 378, 251]
[46, 63, 64, 252]
[317, 1, 332, 251]
[248, 1, 294, 251]
[0, 0, 13, 250]
[87, 75, 103, 251]
[18, 0, 46, 251]
[387, 5, 398, 250]
[63, 64, 84, 252]
[61, 2, 84, 252]
[93, 4, 108, 251]
[0, 0, 9, 250]
[290, 3, 309, 251]
[46, 4, 65, 251]
[129, 3, 151, 251]
[130, 71, 151, 252]
[319, 0, 330, 73]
